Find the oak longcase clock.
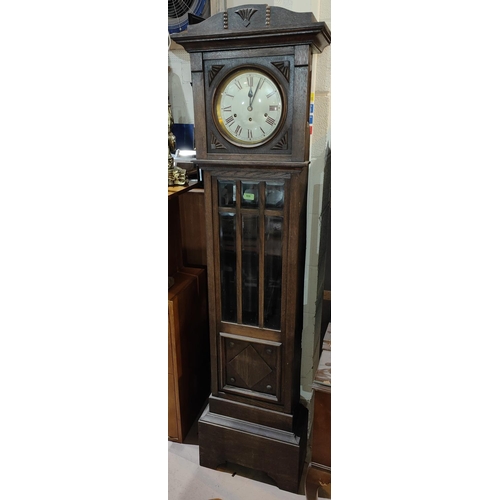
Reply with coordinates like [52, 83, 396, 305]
[171, 4, 330, 493]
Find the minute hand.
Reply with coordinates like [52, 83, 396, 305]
[250, 78, 264, 107]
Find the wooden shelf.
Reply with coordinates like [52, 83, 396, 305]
[168, 179, 201, 199]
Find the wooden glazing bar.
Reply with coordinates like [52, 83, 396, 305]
[236, 180, 243, 324]
[258, 181, 266, 328]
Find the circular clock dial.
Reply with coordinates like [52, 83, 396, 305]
[214, 68, 284, 147]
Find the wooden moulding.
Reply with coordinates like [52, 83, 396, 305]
[171, 5, 331, 55]
[209, 395, 291, 431]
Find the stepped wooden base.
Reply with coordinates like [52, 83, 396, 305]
[198, 403, 308, 493]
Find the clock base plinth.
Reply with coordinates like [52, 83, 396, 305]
[198, 402, 308, 493]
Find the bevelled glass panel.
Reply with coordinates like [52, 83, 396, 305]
[265, 181, 285, 209]
[219, 213, 237, 322]
[264, 216, 283, 330]
[218, 180, 236, 207]
[241, 214, 259, 326]
[241, 181, 259, 208]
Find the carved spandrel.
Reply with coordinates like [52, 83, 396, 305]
[272, 61, 290, 82]
[271, 131, 289, 151]
[211, 133, 227, 150]
[209, 64, 225, 85]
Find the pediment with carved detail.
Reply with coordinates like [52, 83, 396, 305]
[235, 7, 258, 27]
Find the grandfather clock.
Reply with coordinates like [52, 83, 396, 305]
[172, 4, 330, 493]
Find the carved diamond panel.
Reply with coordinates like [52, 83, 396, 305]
[228, 345, 272, 388]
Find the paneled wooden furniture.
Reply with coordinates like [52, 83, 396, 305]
[305, 324, 331, 499]
[172, 4, 330, 492]
[168, 182, 210, 442]
[168, 267, 209, 442]
[178, 188, 207, 267]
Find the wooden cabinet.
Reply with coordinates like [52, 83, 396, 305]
[168, 183, 210, 443]
[306, 324, 332, 499]
[168, 268, 209, 442]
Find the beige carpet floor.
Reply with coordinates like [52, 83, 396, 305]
[168, 417, 314, 500]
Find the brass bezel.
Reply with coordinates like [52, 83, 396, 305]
[213, 66, 286, 148]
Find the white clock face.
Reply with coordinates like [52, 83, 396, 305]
[214, 68, 284, 147]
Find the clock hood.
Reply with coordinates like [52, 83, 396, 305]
[171, 4, 330, 54]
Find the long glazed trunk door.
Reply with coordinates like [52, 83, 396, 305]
[216, 178, 286, 403]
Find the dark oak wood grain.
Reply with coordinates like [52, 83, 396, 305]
[171, 6, 330, 54]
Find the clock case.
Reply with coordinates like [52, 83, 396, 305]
[171, 4, 330, 493]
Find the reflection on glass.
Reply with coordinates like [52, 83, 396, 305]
[241, 214, 259, 326]
[265, 181, 285, 209]
[218, 181, 236, 207]
[241, 181, 259, 208]
[219, 213, 237, 322]
[264, 216, 283, 330]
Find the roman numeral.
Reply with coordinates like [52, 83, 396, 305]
[265, 116, 276, 126]
[234, 80, 242, 90]
[247, 129, 253, 140]
[269, 105, 279, 111]
[235, 125, 242, 136]
[247, 75, 253, 87]
[266, 90, 276, 98]
[222, 106, 232, 112]
[225, 92, 234, 98]
[260, 127, 266, 136]
[225, 116, 235, 126]
[257, 78, 264, 90]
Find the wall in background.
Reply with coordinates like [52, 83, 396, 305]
[168, 50, 195, 149]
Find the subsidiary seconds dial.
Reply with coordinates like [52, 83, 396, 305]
[214, 68, 284, 147]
